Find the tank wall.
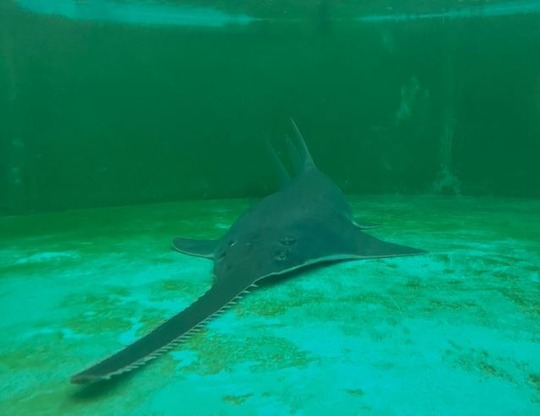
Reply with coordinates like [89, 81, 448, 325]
[1, 1, 539, 214]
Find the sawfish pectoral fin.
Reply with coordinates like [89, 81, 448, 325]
[353, 230, 427, 258]
[172, 237, 218, 259]
[352, 220, 382, 230]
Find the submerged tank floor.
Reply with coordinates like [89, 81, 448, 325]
[1, 196, 539, 415]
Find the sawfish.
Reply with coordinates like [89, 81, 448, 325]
[71, 119, 425, 384]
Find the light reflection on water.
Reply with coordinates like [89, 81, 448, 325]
[358, 0, 540, 22]
[14, 0, 256, 27]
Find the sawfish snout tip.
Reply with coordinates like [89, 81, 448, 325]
[70, 373, 107, 385]
[70, 375, 90, 385]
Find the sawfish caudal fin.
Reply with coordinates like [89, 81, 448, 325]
[289, 118, 316, 172]
[265, 137, 291, 187]
[353, 229, 427, 258]
[70, 279, 253, 384]
[172, 237, 218, 259]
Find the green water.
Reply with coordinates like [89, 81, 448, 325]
[1, 2, 540, 415]
[1, 1, 539, 214]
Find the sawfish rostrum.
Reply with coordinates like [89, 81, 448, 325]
[71, 120, 425, 384]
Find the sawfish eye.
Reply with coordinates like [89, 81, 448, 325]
[274, 248, 288, 261]
[280, 236, 296, 246]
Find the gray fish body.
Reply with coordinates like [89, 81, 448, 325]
[213, 168, 354, 280]
[71, 120, 425, 385]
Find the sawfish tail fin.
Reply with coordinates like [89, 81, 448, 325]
[289, 118, 316, 172]
[264, 137, 292, 187]
[264, 118, 316, 183]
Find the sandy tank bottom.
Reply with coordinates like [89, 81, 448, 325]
[0, 195, 539, 416]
